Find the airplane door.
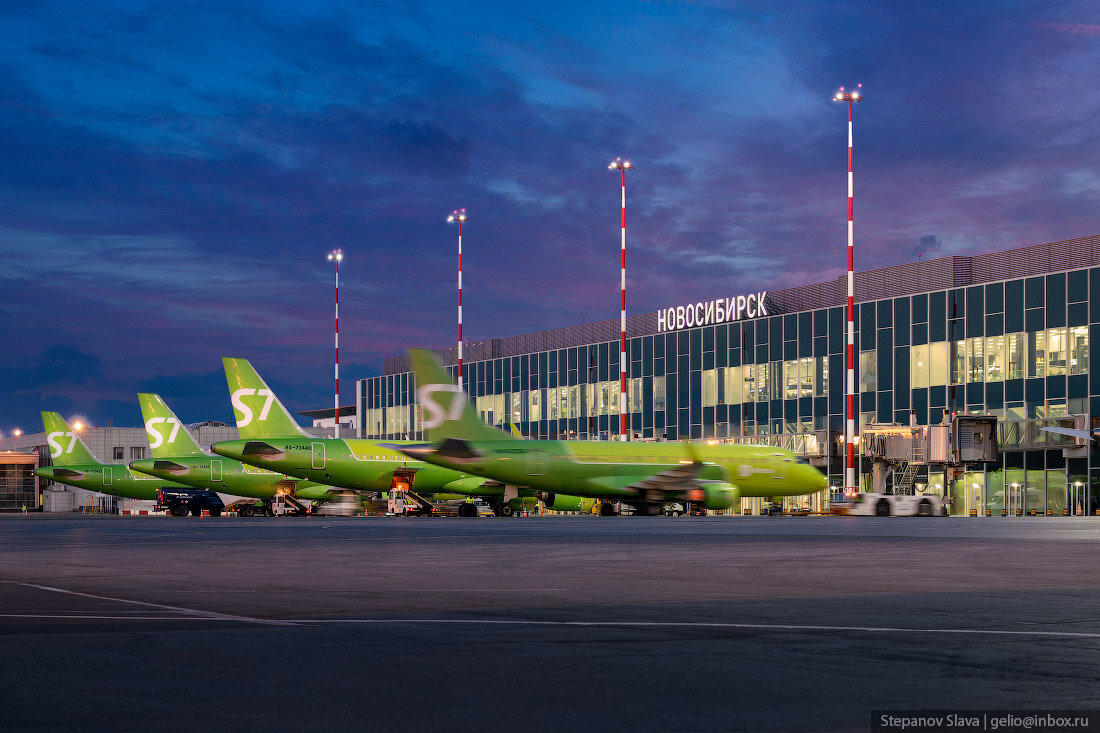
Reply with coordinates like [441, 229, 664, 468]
[102, 467, 112, 486]
[210, 459, 222, 481]
[312, 442, 326, 470]
[526, 450, 548, 476]
[773, 454, 789, 480]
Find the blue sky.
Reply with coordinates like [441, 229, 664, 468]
[2, 0, 1099, 432]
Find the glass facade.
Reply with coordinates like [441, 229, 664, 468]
[0, 457, 39, 512]
[360, 259, 1100, 517]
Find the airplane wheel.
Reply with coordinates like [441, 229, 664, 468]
[875, 499, 890, 517]
[498, 503, 516, 518]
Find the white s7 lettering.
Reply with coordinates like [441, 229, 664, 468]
[232, 388, 275, 427]
[418, 384, 465, 429]
[46, 431, 76, 458]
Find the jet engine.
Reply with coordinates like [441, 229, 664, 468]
[690, 483, 741, 510]
[537, 492, 593, 512]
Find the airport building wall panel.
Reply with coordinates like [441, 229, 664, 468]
[361, 235, 1100, 516]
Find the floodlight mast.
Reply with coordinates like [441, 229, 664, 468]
[609, 158, 633, 441]
[834, 84, 863, 496]
[447, 209, 468, 392]
[327, 249, 344, 438]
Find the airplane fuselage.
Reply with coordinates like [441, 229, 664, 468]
[129, 456, 335, 501]
[405, 439, 827, 504]
[35, 464, 189, 501]
[210, 438, 494, 496]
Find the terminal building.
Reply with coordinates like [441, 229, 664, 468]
[358, 234, 1100, 517]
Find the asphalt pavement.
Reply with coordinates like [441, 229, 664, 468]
[2, 514, 1098, 732]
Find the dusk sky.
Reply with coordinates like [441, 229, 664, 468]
[2, 1, 1100, 434]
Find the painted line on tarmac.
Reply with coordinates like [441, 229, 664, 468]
[0, 614, 249, 621]
[281, 618, 1100, 639]
[0, 581, 298, 627]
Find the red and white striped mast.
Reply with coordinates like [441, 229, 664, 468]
[447, 209, 468, 392]
[834, 84, 862, 495]
[609, 157, 633, 441]
[326, 249, 344, 438]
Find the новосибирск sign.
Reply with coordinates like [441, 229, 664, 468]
[656, 292, 770, 333]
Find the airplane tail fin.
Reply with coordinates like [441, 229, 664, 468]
[408, 349, 517, 442]
[222, 358, 310, 439]
[137, 394, 205, 458]
[40, 411, 98, 466]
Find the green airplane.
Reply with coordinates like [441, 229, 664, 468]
[389, 349, 829, 516]
[128, 393, 338, 505]
[34, 411, 191, 500]
[209, 358, 594, 516]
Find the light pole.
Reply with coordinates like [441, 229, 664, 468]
[834, 84, 862, 495]
[609, 157, 633, 441]
[447, 209, 468, 392]
[327, 249, 344, 439]
[11, 428, 21, 451]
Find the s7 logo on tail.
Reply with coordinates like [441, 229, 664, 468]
[145, 417, 182, 448]
[231, 388, 275, 427]
[418, 384, 464, 429]
[46, 431, 77, 458]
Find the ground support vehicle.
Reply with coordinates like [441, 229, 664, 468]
[225, 495, 309, 517]
[386, 490, 435, 516]
[846, 492, 946, 517]
[155, 488, 225, 517]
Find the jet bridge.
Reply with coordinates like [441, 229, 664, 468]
[861, 413, 999, 495]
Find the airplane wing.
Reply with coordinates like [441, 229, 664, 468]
[586, 461, 714, 500]
[240, 441, 286, 460]
[1040, 427, 1094, 441]
[152, 460, 189, 475]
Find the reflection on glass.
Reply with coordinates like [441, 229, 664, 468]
[1028, 330, 1047, 378]
[702, 369, 718, 407]
[1026, 470, 1044, 514]
[529, 388, 542, 421]
[985, 335, 1004, 382]
[784, 360, 799, 399]
[860, 350, 877, 391]
[724, 367, 742, 405]
[950, 340, 966, 384]
[1047, 327, 1067, 376]
[1007, 333, 1025, 380]
[1070, 325, 1089, 375]
[967, 337, 985, 383]
[911, 343, 929, 389]
[930, 341, 949, 386]
[799, 357, 814, 398]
